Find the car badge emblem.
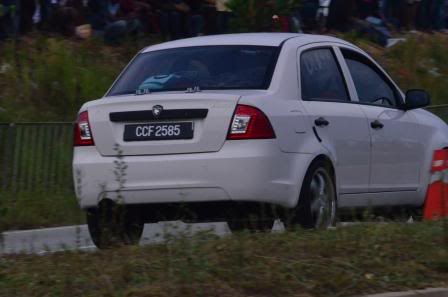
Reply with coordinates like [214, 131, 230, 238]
[152, 105, 163, 117]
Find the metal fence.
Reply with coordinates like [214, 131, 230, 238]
[0, 123, 73, 194]
[0, 105, 447, 195]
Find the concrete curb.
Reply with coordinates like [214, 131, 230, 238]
[360, 288, 448, 297]
[0, 221, 233, 255]
[0, 220, 292, 255]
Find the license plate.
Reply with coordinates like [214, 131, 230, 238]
[123, 122, 194, 141]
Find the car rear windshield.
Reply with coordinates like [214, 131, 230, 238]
[107, 45, 279, 96]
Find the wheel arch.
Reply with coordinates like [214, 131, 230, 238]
[290, 153, 338, 208]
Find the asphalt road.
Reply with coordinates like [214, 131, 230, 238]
[0, 221, 285, 255]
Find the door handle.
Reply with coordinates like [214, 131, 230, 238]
[370, 120, 384, 129]
[314, 117, 329, 127]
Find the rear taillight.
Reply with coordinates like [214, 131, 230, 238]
[227, 104, 275, 140]
[73, 111, 94, 146]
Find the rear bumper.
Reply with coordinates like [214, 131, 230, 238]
[73, 140, 313, 209]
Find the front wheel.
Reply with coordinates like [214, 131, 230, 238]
[87, 200, 144, 249]
[284, 159, 337, 230]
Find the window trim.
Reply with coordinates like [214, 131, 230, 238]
[299, 46, 351, 103]
[340, 48, 405, 109]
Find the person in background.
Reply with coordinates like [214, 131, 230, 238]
[37, 0, 52, 30]
[155, 0, 190, 40]
[88, 0, 108, 32]
[299, 0, 319, 32]
[90, 0, 154, 36]
[404, 0, 421, 31]
[19, 0, 35, 34]
[431, 0, 445, 30]
[357, 0, 379, 19]
[380, 0, 404, 29]
[326, 0, 357, 31]
[0, 0, 20, 40]
[416, 0, 433, 30]
[102, 0, 141, 44]
[362, 4, 392, 46]
[133, 0, 156, 35]
[215, 0, 230, 33]
[201, 0, 218, 35]
[184, 0, 204, 36]
[49, 0, 87, 36]
[442, 0, 448, 33]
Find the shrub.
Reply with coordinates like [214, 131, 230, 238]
[0, 36, 129, 122]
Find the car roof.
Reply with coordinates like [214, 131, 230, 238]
[141, 33, 353, 53]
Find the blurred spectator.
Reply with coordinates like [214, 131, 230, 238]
[357, 0, 380, 19]
[37, 0, 53, 30]
[299, 0, 319, 31]
[380, 0, 405, 29]
[417, 0, 431, 30]
[201, 0, 217, 35]
[20, 0, 35, 34]
[49, 0, 86, 36]
[156, 0, 189, 40]
[133, 0, 156, 35]
[102, 0, 141, 44]
[404, 0, 420, 31]
[327, 0, 357, 31]
[340, 0, 391, 46]
[2, 0, 448, 45]
[215, 0, 231, 33]
[415, 0, 445, 31]
[0, 0, 20, 40]
[185, 0, 205, 36]
[444, 0, 448, 30]
[87, 0, 108, 31]
[432, 0, 446, 30]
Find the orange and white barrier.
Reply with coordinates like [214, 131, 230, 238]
[423, 149, 448, 220]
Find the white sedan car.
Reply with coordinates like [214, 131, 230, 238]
[73, 33, 447, 248]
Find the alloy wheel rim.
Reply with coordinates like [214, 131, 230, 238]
[309, 168, 336, 228]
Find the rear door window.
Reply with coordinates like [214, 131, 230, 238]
[300, 48, 349, 102]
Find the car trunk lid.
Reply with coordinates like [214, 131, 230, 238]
[87, 92, 239, 156]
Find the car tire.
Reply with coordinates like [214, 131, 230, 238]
[284, 158, 337, 230]
[87, 200, 144, 249]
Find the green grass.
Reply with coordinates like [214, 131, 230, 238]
[0, 35, 142, 122]
[0, 189, 84, 231]
[0, 222, 447, 297]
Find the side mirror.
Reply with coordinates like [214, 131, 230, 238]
[404, 89, 430, 110]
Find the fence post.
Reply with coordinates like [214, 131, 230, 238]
[2, 124, 16, 192]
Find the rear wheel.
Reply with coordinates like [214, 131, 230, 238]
[87, 200, 144, 249]
[284, 159, 337, 230]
